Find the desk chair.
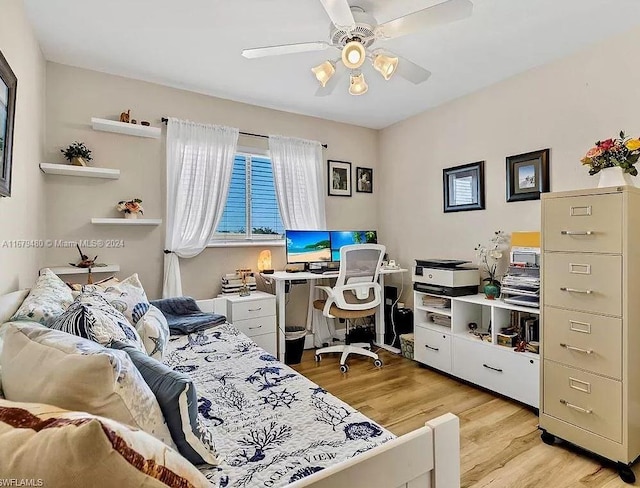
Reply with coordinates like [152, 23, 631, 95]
[314, 244, 386, 373]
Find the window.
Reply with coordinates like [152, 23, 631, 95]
[213, 153, 284, 243]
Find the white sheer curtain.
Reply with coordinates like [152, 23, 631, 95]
[163, 118, 239, 298]
[268, 135, 329, 346]
[268, 135, 326, 230]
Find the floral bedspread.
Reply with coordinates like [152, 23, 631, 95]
[164, 324, 394, 488]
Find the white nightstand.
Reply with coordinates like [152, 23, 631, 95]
[224, 291, 277, 356]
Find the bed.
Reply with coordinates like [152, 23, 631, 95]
[164, 323, 461, 488]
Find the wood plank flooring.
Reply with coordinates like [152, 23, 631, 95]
[292, 349, 636, 488]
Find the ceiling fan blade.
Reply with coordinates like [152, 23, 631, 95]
[377, 0, 473, 39]
[319, 0, 355, 27]
[315, 63, 347, 97]
[395, 56, 432, 84]
[242, 41, 329, 59]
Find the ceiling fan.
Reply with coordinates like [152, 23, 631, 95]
[242, 0, 473, 96]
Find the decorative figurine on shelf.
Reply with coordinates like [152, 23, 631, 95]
[61, 141, 92, 167]
[140, 121, 150, 126]
[131, 119, 137, 124]
[236, 268, 252, 297]
[69, 244, 107, 284]
[116, 198, 144, 219]
[119, 109, 131, 123]
[475, 230, 510, 300]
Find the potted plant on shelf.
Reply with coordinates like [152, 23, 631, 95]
[116, 198, 144, 219]
[61, 141, 93, 167]
[581, 131, 640, 187]
[475, 230, 509, 300]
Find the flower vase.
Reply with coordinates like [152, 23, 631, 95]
[124, 212, 138, 220]
[483, 283, 499, 300]
[597, 167, 636, 188]
[71, 156, 87, 167]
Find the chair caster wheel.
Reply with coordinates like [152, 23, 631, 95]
[314, 355, 321, 362]
[340, 364, 349, 373]
[618, 463, 636, 484]
[540, 431, 555, 445]
[374, 359, 383, 368]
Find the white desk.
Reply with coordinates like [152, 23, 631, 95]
[267, 268, 408, 361]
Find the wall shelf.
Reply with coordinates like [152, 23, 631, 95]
[47, 265, 120, 275]
[91, 218, 162, 226]
[40, 163, 120, 179]
[91, 117, 161, 139]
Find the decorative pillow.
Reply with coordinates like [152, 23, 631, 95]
[0, 289, 29, 324]
[47, 292, 145, 352]
[0, 322, 173, 446]
[9, 269, 73, 325]
[111, 341, 217, 466]
[0, 400, 209, 487]
[90, 274, 150, 326]
[135, 305, 170, 360]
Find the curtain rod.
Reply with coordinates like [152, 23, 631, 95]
[161, 118, 328, 149]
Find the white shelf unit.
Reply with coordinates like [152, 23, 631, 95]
[414, 291, 540, 408]
[40, 163, 120, 179]
[91, 218, 162, 226]
[46, 265, 120, 275]
[91, 117, 161, 139]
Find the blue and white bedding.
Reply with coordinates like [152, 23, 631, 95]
[164, 324, 394, 488]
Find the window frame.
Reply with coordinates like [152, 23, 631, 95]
[209, 146, 285, 247]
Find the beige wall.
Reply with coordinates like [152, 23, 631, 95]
[44, 63, 380, 317]
[0, 0, 46, 294]
[378, 26, 640, 306]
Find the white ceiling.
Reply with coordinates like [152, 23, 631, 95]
[24, 0, 640, 129]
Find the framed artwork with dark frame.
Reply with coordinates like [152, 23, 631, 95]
[328, 160, 352, 197]
[443, 161, 485, 213]
[506, 149, 550, 202]
[356, 166, 373, 193]
[0, 49, 17, 198]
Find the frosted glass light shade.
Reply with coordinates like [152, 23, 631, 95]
[257, 249, 273, 272]
[373, 54, 399, 80]
[349, 72, 368, 96]
[311, 61, 336, 87]
[341, 41, 366, 69]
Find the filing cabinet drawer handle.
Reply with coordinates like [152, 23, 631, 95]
[248, 307, 263, 312]
[483, 364, 503, 373]
[560, 399, 592, 414]
[560, 287, 593, 294]
[560, 343, 593, 354]
[561, 230, 594, 236]
[248, 325, 263, 330]
[424, 344, 439, 352]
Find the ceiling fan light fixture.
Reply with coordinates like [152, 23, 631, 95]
[373, 54, 399, 80]
[342, 41, 366, 69]
[311, 61, 336, 87]
[349, 72, 368, 96]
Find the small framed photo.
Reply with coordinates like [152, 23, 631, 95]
[443, 161, 485, 213]
[356, 167, 373, 193]
[328, 160, 352, 197]
[506, 149, 550, 202]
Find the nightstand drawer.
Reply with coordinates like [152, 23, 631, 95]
[544, 360, 622, 442]
[228, 297, 276, 321]
[544, 193, 622, 253]
[233, 316, 276, 338]
[544, 307, 622, 379]
[251, 332, 277, 356]
[543, 253, 621, 316]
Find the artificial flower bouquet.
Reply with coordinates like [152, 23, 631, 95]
[116, 198, 144, 215]
[581, 131, 640, 176]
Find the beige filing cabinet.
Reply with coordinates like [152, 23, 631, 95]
[540, 186, 640, 483]
[224, 291, 277, 356]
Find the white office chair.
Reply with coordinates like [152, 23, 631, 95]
[314, 244, 386, 373]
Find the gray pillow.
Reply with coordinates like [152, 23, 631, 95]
[109, 341, 216, 466]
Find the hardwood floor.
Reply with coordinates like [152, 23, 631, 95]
[292, 349, 635, 488]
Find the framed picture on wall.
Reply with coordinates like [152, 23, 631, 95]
[506, 149, 550, 202]
[328, 160, 352, 197]
[443, 161, 485, 212]
[0, 49, 17, 198]
[356, 167, 373, 193]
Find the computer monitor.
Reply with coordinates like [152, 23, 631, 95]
[329, 230, 378, 262]
[285, 230, 332, 264]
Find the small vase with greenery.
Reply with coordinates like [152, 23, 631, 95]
[61, 141, 93, 167]
[474, 230, 509, 300]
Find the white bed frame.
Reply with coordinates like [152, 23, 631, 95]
[288, 413, 460, 488]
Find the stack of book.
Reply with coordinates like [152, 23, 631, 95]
[427, 312, 451, 328]
[422, 296, 451, 309]
[221, 273, 257, 294]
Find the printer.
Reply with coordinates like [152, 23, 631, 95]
[412, 259, 479, 296]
